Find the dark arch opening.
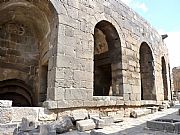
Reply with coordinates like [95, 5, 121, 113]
[0, 79, 33, 106]
[93, 20, 123, 96]
[140, 42, 156, 100]
[161, 57, 168, 100]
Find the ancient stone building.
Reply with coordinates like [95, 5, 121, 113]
[0, 0, 171, 111]
[172, 67, 180, 97]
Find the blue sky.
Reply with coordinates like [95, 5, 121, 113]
[121, 0, 180, 69]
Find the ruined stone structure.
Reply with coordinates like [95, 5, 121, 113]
[0, 0, 171, 112]
[172, 67, 180, 97]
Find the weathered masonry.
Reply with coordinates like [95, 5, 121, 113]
[0, 0, 171, 109]
[172, 67, 180, 97]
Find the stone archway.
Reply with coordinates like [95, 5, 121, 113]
[0, 79, 33, 106]
[140, 42, 156, 100]
[161, 57, 168, 100]
[0, 0, 58, 106]
[93, 20, 123, 96]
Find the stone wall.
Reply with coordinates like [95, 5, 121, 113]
[0, 0, 171, 109]
[172, 67, 180, 96]
[45, 0, 171, 109]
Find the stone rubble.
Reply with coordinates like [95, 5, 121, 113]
[130, 108, 151, 118]
[76, 119, 96, 132]
[91, 117, 105, 129]
[0, 105, 177, 135]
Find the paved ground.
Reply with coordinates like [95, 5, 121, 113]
[94, 107, 179, 135]
[62, 105, 180, 135]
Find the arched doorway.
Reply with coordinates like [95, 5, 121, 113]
[140, 42, 156, 100]
[0, 79, 33, 106]
[161, 57, 168, 100]
[0, 1, 58, 106]
[93, 20, 123, 96]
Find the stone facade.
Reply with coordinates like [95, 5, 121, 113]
[172, 67, 180, 97]
[0, 0, 171, 109]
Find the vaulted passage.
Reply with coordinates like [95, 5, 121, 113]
[162, 57, 168, 100]
[0, 0, 58, 106]
[93, 20, 123, 96]
[140, 42, 156, 100]
[0, 79, 33, 106]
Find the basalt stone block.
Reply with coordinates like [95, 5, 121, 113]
[164, 122, 175, 133]
[19, 118, 36, 132]
[130, 109, 151, 118]
[51, 116, 74, 134]
[91, 117, 105, 129]
[146, 107, 158, 113]
[147, 120, 164, 131]
[100, 117, 114, 126]
[39, 125, 56, 135]
[175, 122, 180, 133]
[76, 119, 96, 132]
[147, 119, 180, 132]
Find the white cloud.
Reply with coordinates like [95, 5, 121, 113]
[134, 2, 148, 12]
[121, 0, 148, 12]
[164, 32, 180, 69]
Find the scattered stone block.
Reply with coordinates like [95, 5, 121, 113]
[12, 107, 38, 122]
[0, 123, 17, 134]
[175, 122, 180, 134]
[88, 113, 99, 119]
[147, 120, 164, 131]
[52, 116, 74, 134]
[39, 125, 56, 135]
[147, 119, 180, 133]
[0, 108, 12, 124]
[147, 107, 158, 113]
[38, 108, 57, 121]
[164, 122, 175, 133]
[19, 118, 36, 132]
[100, 117, 114, 126]
[158, 105, 167, 111]
[91, 117, 105, 129]
[130, 109, 151, 118]
[108, 113, 123, 123]
[0, 100, 12, 108]
[72, 109, 88, 121]
[76, 119, 95, 131]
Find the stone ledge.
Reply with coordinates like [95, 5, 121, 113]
[44, 99, 164, 109]
[44, 98, 125, 109]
